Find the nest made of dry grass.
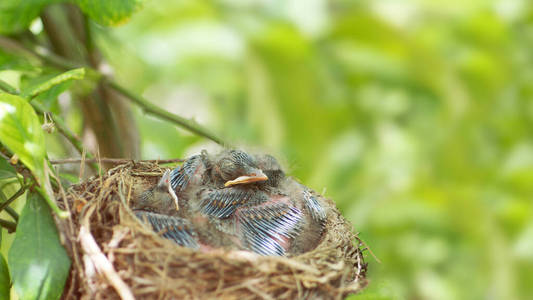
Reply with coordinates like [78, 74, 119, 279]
[55, 162, 368, 300]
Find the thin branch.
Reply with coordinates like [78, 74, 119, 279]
[0, 186, 26, 213]
[0, 219, 16, 233]
[358, 235, 381, 264]
[43, 8, 140, 159]
[0, 79, 18, 94]
[34, 44, 82, 70]
[0, 151, 9, 160]
[0, 36, 229, 146]
[31, 101, 99, 172]
[0, 177, 20, 190]
[4, 207, 19, 222]
[0, 190, 19, 222]
[50, 157, 184, 165]
[105, 81, 227, 146]
[79, 225, 134, 300]
[0, 77, 100, 173]
[0, 189, 7, 204]
[0, 36, 40, 63]
[29, 47, 82, 75]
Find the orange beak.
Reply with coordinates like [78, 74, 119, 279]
[224, 169, 268, 187]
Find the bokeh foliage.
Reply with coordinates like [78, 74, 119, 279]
[101, 1, 533, 299]
[1, 0, 533, 299]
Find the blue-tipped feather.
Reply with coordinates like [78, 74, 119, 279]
[135, 211, 199, 249]
[199, 188, 267, 219]
[237, 203, 302, 256]
[170, 155, 202, 192]
[302, 189, 326, 222]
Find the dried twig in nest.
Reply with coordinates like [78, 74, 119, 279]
[50, 158, 185, 165]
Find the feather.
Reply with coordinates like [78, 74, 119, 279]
[237, 203, 302, 256]
[199, 188, 267, 219]
[302, 188, 326, 222]
[135, 211, 199, 249]
[170, 155, 203, 192]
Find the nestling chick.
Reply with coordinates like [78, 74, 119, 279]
[205, 149, 269, 187]
[133, 149, 328, 256]
[135, 170, 178, 215]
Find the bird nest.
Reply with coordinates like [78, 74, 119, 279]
[54, 162, 368, 299]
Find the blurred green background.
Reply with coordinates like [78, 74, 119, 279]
[102, 0, 533, 299]
[5, 0, 533, 299]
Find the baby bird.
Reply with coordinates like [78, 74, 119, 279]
[133, 149, 327, 256]
[135, 170, 178, 215]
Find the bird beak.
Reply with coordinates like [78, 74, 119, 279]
[157, 170, 172, 189]
[224, 169, 268, 187]
[158, 170, 179, 211]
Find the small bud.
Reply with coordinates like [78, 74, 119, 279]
[9, 154, 18, 165]
[42, 112, 55, 134]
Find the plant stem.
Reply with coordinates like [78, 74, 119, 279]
[50, 157, 184, 165]
[106, 81, 227, 146]
[4, 207, 19, 222]
[0, 79, 18, 94]
[0, 76, 100, 172]
[0, 186, 26, 213]
[41, 6, 137, 161]
[0, 219, 16, 233]
[0, 36, 40, 62]
[31, 101, 99, 172]
[0, 177, 19, 189]
[0, 36, 229, 146]
[0, 190, 20, 222]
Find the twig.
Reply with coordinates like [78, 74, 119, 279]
[106, 81, 227, 146]
[0, 77, 99, 172]
[358, 236, 381, 264]
[0, 79, 18, 94]
[0, 36, 228, 146]
[0, 186, 26, 213]
[42, 9, 137, 159]
[31, 103, 88, 152]
[50, 157, 184, 165]
[0, 151, 9, 160]
[33, 44, 82, 70]
[0, 36, 40, 64]
[4, 207, 19, 222]
[0, 190, 19, 221]
[0, 177, 19, 189]
[0, 218, 16, 233]
[79, 225, 135, 300]
[31, 101, 99, 172]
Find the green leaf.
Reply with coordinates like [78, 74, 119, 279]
[33, 81, 71, 114]
[0, 253, 9, 300]
[0, 93, 45, 181]
[0, 0, 61, 34]
[8, 192, 71, 300]
[0, 0, 141, 34]
[21, 68, 85, 99]
[0, 49, 35, 71]
[20, 72, 70, 114]
[0, 158, 16, 179]
[0, 93, 68, 218]
[74, 0, 143, 26]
